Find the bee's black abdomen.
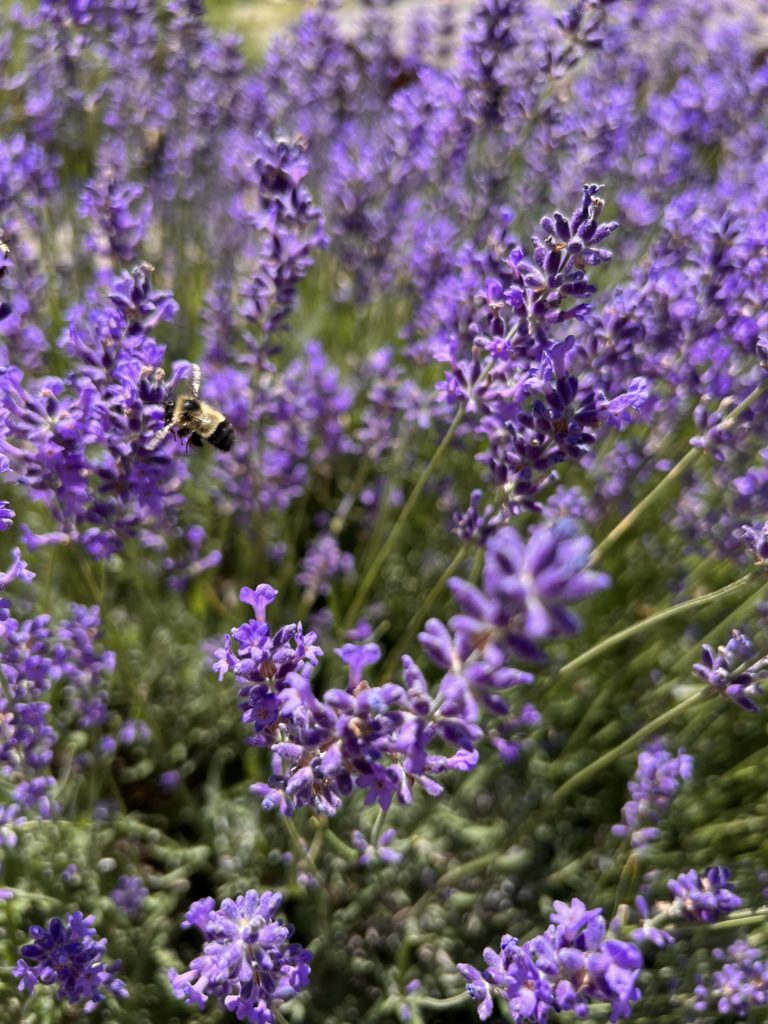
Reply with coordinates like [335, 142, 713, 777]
[208, 420, 235, 452]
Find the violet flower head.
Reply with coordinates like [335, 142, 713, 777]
[693, 940, 768, 1017]
[13, 912, 128, 1012]
[214, 584, 323, 691]
[612, 740, 693, 850]
[351, 827, 402, 867]
[666, 866, 742, 922]
[447, 521, 610, 660]
[0, 547, 34, 591]
[693, 631, 766, 712]
[458, 898, 642, 1022]
[111, 875, 149, 919]
[0, 451, 14, 530]
[168, 889, 311, 1024]
[79, 169, 152, 263]
[741, 521, 768, 562]
[297, 534, 354, 603]
[513, 183, 619, 350]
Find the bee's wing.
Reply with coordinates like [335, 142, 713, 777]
[146, 422, 174, 451]
[188, 363, 202, 397]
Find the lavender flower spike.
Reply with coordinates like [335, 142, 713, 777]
[612, 740, 693, 850]
[446, 521, 610, 660]
[693, 631, 766, 712]
[169, 889, 311, 1023]
[13, 912, 127, 1011]
[458, 897, 642, 1022]
[666, 866, 742, 922]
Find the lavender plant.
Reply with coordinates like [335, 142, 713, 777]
[0, 1, 767, 1022]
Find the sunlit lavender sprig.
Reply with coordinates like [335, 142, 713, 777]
[666, 867, 742, 923]
[0, 263, 182, 557]
[216, 587, 481, 817]
[14, 912, 127, 1012]
[612, 740, 693, 851]
[168, 889, 311, 1024]
[458, 898, 643, 1022]
[694, 940, 768, 1018]
[693, 631, 767, 713]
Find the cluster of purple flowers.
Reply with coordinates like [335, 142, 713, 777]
[297, 534, 355, 605]
[0, 263, 184, 558]
[111, 875, 149, 919]
[13, 912, 127, 1012]
[665, 866, 742, 924]
[612, 740, 694, 851]
[1, 0, 767, 1020]
[169, 889, 311, 1024]
[694, 940, 768, 1018]
[420, 522, 609, 725]
[0, 571, 116, 840]
[215, 585, 478, 817]
[693, 631, 766, 713]
[458, 898, 643, 1022]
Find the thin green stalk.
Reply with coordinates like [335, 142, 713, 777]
[590, 447, 700, 566]
[371, 804, 390, 848]
[412, 992, 470, 1011]
[379, 541, 471, 682]
[559, 572, 759, 677]
[680, 911, 768, 932]
[342, 404, 466, 630]
[639, 578, 768, 709]
[590, 379, 768, 566]
[549, 690, 709, 808]
[668, 579, 768, 678]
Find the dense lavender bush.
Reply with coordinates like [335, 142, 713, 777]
[0, 1, 767, 1022]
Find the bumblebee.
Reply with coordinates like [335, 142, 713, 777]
[147, 363, 235, 452]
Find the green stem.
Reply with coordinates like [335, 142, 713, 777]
[559, 572, 759, 677]
[379, 542, 471, 682]
[412, 992, 470, 1010]
[590, 378, 768, 566]
[342, 404, 466, 630]
[590, 447, 700, 566]
[371, 804, 390, 848]
[681, 911, 768, 932]
[639, 579, 768, 710]
[549, 690, 709, 807]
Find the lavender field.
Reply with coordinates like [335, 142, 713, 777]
[0, 1, 767, 1021]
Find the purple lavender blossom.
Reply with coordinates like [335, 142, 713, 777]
[694, 940, 768, 1017]
[218, 590, 480, 817]
[741, 521, 768, 562]
[111, 875, 149, 919]
[693, 631, 766, 712]
[666, 866, 742, 922]
[297, 534, 354, 604]
[79, 166, 152, 263]
[612, 740, 693, 850]
[168, 889, 311, 1023]
[0, 451, 14, 530]
[351, 827, 402, 867]
[437, 521, 609, 661]
[13, 912, 127, 1011]
[0, 264, 183, 559]
[0, 547, 34, 590]
[458, 898, 642, 1022]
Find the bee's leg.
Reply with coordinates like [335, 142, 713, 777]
[188, 363, 202, 397]
[188, 433, 204, 449]
[146, 422, 175, 451]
